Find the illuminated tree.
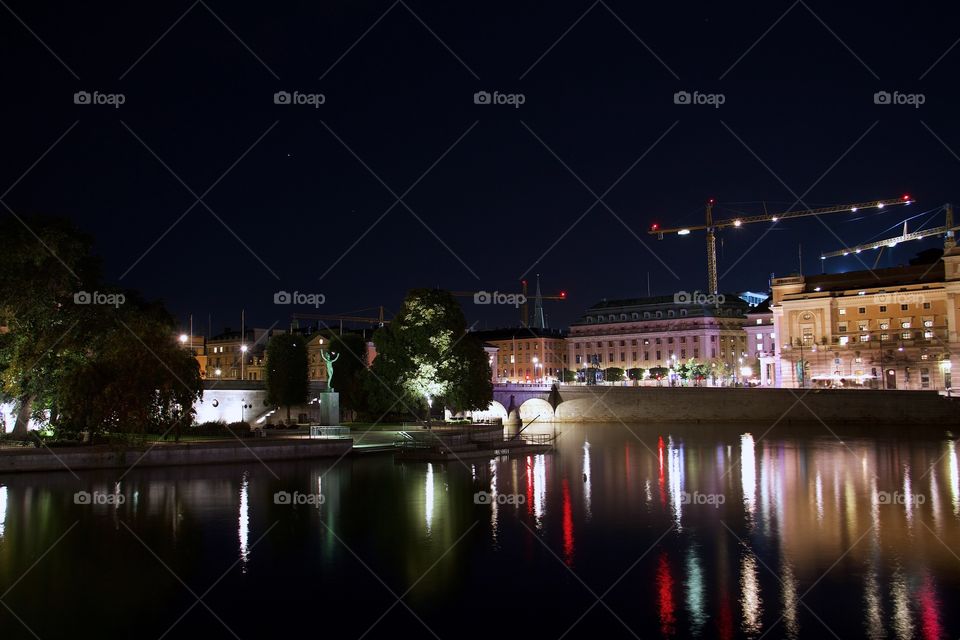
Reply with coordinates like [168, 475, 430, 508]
[368, 289, 492, 419]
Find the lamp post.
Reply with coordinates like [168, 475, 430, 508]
[240, 344, 248, 380]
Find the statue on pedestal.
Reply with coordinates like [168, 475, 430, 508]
[322, 351, 340, 390]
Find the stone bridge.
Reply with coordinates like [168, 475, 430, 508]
[474, 384, 960, 426]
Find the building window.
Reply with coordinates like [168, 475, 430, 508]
[756, 334, 763, 341]
[644, 312, 651, 319]
[901, 331, 912, 340]
[838, 323, 847, 333]
[680, 309, 687, 316]
[901, 304, 909, 311]
[711, 348, 717, 358]
[710, 335, 716, 342]
[920, 368, 930, 388]
[681, 349, 686, 359]
[839, 308, 846, 315]
[879, 322, 889, 330]
[668, 337, 674, 344]
[879, 305, 887, 313]
[923, 320, 934, 328]
[880, 334, 889, 341]
[644, 352, 650, 361]
[901, 321, 911, 329]
[656, 311, 663, 318]
[923, 302, 931, 309]
[620, 353, 626, 362]
[694, 349, 699, 358]
[858, 307, 866, 314]
[656, 351, 661, 360]
[924, 330, 934, 339]
[839, 336, 849, 345]
[859, 335, 870, 342]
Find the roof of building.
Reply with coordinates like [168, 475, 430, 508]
[783, 262, 945, 295]
[572, 293, 750, 325]
[471, 327, 568, 342]
[746, 299, 772, 315]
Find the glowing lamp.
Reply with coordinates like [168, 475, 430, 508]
[179, 334, 188, 343]
[733, 219, 742, 227]
[677, 229, 690, 235]
[850, 207, 858, 212]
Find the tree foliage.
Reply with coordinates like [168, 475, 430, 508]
[367, 289, 492, 419]
[0, 216, 202, 438]
[265, 333, 309, 421]
[603, 367, 625, 382]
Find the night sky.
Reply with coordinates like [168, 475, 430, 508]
[3, 2, 959, 332]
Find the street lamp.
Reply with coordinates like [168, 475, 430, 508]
[240, 344, 248, 380]
[179, 333, 188, 345]
[532, 356, 539, 383]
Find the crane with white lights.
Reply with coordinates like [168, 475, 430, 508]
[819, 203, 955, 262]
[649, 195, 914, 294]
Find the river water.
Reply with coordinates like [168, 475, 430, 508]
[0, 423, 957, 639]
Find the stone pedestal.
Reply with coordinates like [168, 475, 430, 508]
[318, 392, 340, 426]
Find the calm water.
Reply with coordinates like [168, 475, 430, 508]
[1, 423, 958, 639]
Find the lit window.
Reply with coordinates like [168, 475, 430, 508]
[839, 308, 847, 315]
[924, 320, 934, 328]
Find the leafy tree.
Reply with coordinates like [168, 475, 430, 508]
[648, 366, 670, 379]
[0, 217, 97, 437]
[0, 216, 202, 439]
[603, 367, 625, 382]
[626, 367, 645, 381]
[368, 289, 492, 420]
[55, 294, 201, 437]
[265, 333, 309, 422]
[560, 369, 578, 383]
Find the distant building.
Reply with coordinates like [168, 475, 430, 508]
[742, 300, 777, 385]
[206, 327, 283, 381]
[567, 295, 751, 380]
[771, 250, 960, 389]
[471, 328, 567, 383]
[739, 291, 769, 307]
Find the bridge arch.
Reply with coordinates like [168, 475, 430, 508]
[518, 398, 555, 422]
[471, 400, 508, 421]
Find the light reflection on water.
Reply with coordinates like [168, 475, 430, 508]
[0, 424, 956, 639]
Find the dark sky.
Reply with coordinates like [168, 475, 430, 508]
[3, 1, 959, 332]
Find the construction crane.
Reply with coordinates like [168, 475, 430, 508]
[649, 195, 914, 294]
[290, 307, 388, 334]
[820, 203, 956, 263]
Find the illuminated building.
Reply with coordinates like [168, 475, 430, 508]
[566, 295, 751, 379]
[742, 300, 778, 386]
[772, 249, 960, 389]
[471, 328, 567, 383]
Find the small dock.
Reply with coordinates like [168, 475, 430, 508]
[393, 423, 554, 462]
